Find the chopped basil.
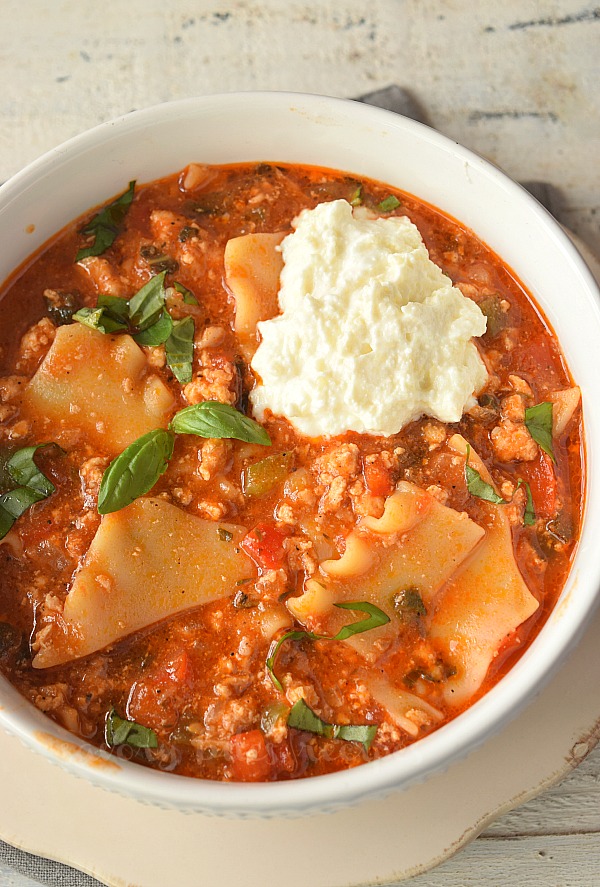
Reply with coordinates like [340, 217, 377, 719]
[105, 708, 158, 749]
[44, 290, 80, 326]
[170, 401, 271, 445]
[218, 527, 233, 542]
[173, 281, 199, 305]
[521, 479, 536, 526]
[465, 445, 506, 504]
[392, 587, 427, 621]
[96, 294, 131, 321]
[75, 273, 182, 353]
[378, 195, 401, 212]
[0, 488, 45, 539]
[98, 429, 175, 515]
[330, 723, 378, 749]
[287, 699, 378, 752]
[0, 444, 59, 539]
[74, 274, 198, 380]
[7, 445, 56, 494]
[267, 630, 321, 691]
[165, 316, 195, 384]
[72, 306, 128, 335]
[139, 244, 179, 274]
[178, 225, 200, 243]
[525, 402, 555, 463]
[76, 181, 135, 261]
[128, 271, 168, 331]
[266, 602, 389, 690]
[132, 309, 173, 347]
[332, 600, 391, 640]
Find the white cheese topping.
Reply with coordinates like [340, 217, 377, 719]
[250, 199, 488, 437]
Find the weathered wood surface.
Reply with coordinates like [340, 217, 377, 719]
[402, 743, 600, 885]
[2, 0, 599, 255]
[0, 1, 598, 884]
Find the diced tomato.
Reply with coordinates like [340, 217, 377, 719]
[229, 730, 271, 781]
[127, 649, 193, 730]
[152, 650, 193, 687]
[363, 460, 395, 498]
[127, 681, 179, 731]
[269, 738, 296, 775]
[241, 522, 288, 571]
[521, 451, 557, 519]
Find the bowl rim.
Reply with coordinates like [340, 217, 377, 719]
[0, 90, 599, 816]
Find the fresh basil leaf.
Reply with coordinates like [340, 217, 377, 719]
[44, 290, 80, 326]
[525, 402, 555, 463]
[76, 181, 135, 261]
[333, 723, 379, 750]
[465, 445, 506, 504]
[179, 226, 200, 243]
[73, 306, 128, 335]
[7, 444, 56, 496]
[173, 281, 198, 306]
[0, 485, 44, 518]
[98, 429, 175, 515]
[128, 271, 167, 331]
[378, 195, 401, 212]
[105, 708, 158, 749]
[267, 630, 321, 691]
[520, 479, 536, 526]
[287, 699, 378, 752]
[333, 601, 390, 640]
[133, 309, 173, 346]
[165, 316, 195, 383]
[74, 275, 181, 349]
[0, 505, 14, 540]
[139, 245, 178, 274]
[0, 444, 59, 539]
[267, 601, 388, 689]
[287, 698, 329, 736]
[97, 294, 131, 322]
[170, 401, 271, 445]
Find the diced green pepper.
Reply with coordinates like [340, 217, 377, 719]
[479, 295, 508, 338]
[242, 452, 294, 497]
[260, 701, 290, 734]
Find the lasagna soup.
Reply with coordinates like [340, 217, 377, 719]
[0, 163, 583, 782]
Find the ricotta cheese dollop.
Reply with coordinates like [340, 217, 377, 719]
[250, 199, 488, 437]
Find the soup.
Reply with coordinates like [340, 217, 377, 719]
[0, 162, 582, 781]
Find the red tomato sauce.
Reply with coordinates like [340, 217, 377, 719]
[0, 163, 583, 781]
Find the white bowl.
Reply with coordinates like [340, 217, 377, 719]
[0, 92, 599, 817]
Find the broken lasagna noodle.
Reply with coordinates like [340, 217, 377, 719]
[0, 163, 582, 782]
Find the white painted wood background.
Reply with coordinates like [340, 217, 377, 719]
[0, 1, 598, 884]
